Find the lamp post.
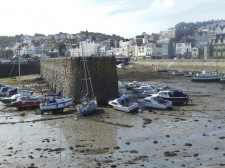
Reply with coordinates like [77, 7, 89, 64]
[16, 46, 22, 88]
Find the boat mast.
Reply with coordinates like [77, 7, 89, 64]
[80, 41, 89, 95]
[85, 60, 94, 98]
[17, 46, 21, 89]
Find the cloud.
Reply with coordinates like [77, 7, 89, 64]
[150, 0, 175, 10]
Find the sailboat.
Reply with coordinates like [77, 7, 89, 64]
[9, 47, 44, 109]
[76, 44, 97, 119]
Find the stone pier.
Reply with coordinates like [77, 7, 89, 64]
[40, 57, 119, 104]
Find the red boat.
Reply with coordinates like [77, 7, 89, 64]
[11, 95, 45, 109]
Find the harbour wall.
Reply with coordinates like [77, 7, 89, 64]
[136, 59, 225, 72]
[0, 61, 40, 78]
[40, 57, 119, 104]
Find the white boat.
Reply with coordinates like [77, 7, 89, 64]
[155, 67, 167, 72]
[220, 76, 225, 83]
[40, 97, 73, 114]
[0, 90, 33, 106]
[125, 81, 141, 90]
[138, 95, 172, 110]
[108, 95, 139, 113]
[131, 84, 155, 93]
[11, 95, 46, 109]
[192, 71, 221, 82]
[118, 81, 127, 96]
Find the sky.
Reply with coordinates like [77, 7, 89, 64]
[0, 0, 225, 38]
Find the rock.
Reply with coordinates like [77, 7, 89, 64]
[125, 142, 130, 145]
[114, 146, 120, 150]
[164, 151, 177, 157]
[130, 150, 138, 153]
[184, 143, 192, 147]
[153, 141, 158, 144]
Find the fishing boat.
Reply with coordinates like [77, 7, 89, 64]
[191, 71, 221, 82]
[76, 45, 97, 119]
[108, 95, 139, 113]
[138, 95, 172, 110]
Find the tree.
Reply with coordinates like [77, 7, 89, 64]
[57, 42, 66, 56]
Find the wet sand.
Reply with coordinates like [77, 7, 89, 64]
[1, 66, 225, 168]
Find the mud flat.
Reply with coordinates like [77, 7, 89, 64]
[136, 59, 225, 73]
[1, 67, 225, 168]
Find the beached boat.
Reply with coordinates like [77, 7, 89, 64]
[108, 95, 139, 113]
[0, 90, 32, 106]
[118, 81, 127, 96]
[76, 45, 97, 119]
[138, 95, 172, 110]
[131, 84, 155, 93]
[11, 95, 45, 109]
[172, 70, 184, 76]
[184, 71, 194, 77]
[40, 97, 73, 114]
[155, 67, 167, 72]
[153, 90, 189, 105]
[0, 86, 18, 97]
[191, 71, 221, 82]
[125, 81, 141, 90]
[220, 76, 225, 83]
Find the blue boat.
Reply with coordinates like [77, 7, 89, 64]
[77, 94, 97, 118]
[40, 97, 73, 114]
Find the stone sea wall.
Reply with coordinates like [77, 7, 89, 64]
[40, 57, 119, 104]
[0, 61, 40, 78]
[136, 59, 225, 72]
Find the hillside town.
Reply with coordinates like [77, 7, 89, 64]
[1, 19, 225, 63]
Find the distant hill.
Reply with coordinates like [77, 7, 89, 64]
[175, 19, 225, 42]
[0, 32, 124, 50]
[83, 31, 124, 41]
[0, 35, 23, 49]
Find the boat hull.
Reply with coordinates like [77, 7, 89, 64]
[11, 101, 42, 108]
[40, 98, 73, 113]
[0, 98, 16, 106]
[108, 101, 139, 113]
[77, 100, 97, 118]
[162, 97, 189, 104]
[138, 100, 172, 110]
[192, 77, 221, 82]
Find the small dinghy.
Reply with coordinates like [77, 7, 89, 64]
[108, 95, 139, 113]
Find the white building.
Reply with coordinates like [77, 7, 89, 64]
[80, 40, 100, 57]
[69, 40, 100, 57]
[113, 40, 133, 57]
[175, 43, 192, 56]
